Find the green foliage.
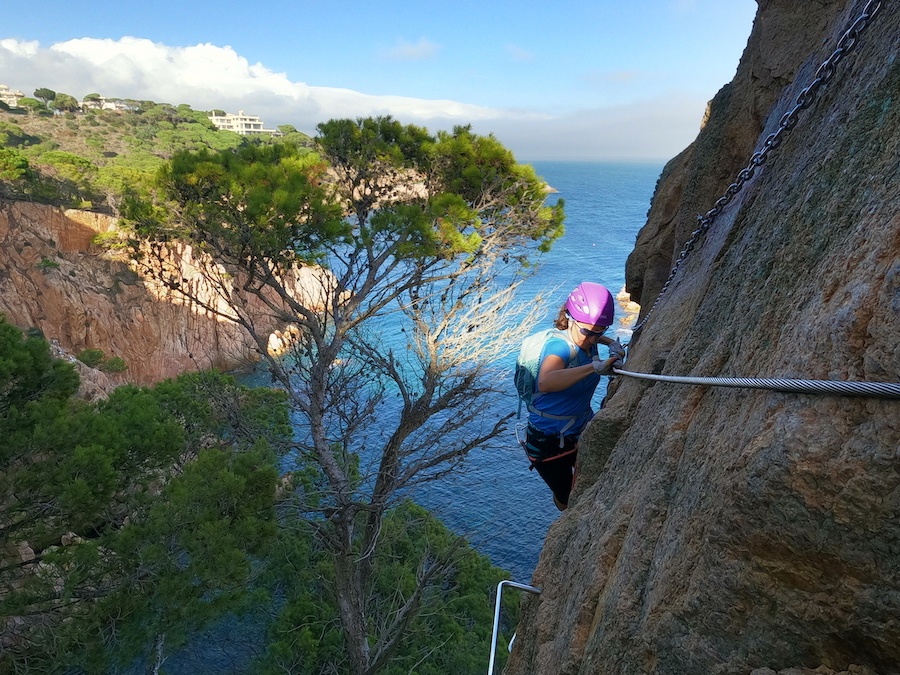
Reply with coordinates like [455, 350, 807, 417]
[98, 355, 127, 373]
[11, 147, 101, 207]
[37, 256, 60, 271]
[255, 501, 515, 675]
[0, 120, 41, 147]
[315, 116, 565, 259]
[151, 370, 293, 454]
[75, 348, 127, 372]
[33, 88, 57, 105]
[0, 313, 80, 418]
[78, 445, 279, 668]
[253, 128, 315, 151]
[17, 97, 48, 115]
[0, 147, 31, 181]
[125, 143, 347, 268]
[0, 99, 311, 212]
[374, 502, 517, 675]
[95, 165, 155, 203]
[431, 125, 566, 254]
[0, 317, 289, 673]
[76, 347, 105, 367]
[316, 116, 433, 176]
[52, 93, 80, 113]
[40, 150, 97, 184]
[21, 139, 60, 157]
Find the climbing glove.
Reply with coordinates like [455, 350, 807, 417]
[607, 339, 626, 361]
[592, 355, 616, 375]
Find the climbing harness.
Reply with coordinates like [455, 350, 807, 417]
[631, 0, 885, 337]
[611, 369, 900, 399]
[517, 423, 578, 471]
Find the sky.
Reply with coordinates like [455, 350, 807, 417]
[1, 0, 757, 162]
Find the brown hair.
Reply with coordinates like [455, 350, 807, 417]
[553, 305, 569, 330]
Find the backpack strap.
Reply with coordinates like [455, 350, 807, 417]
[525, 404, 588, 443]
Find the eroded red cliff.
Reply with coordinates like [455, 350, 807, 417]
[0, 201, 325, 390]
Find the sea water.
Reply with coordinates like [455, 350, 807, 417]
[411, 160, 663, 581]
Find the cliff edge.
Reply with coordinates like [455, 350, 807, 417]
[508, 1, 899, 674]
[0, 201, 329, 388]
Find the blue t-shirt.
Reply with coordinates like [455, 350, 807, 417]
[528, 335, 601, 436]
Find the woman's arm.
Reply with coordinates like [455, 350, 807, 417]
[537, 354, 617, 393]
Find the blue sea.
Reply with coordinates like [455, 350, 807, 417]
[411, 160, 663, 581]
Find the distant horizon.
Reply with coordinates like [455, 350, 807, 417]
[3, 83, 682, 165]
[522, 157, 669, 165]
[0, 75, 711, 163]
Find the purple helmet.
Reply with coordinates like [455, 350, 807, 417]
[565, 282, 614, 326]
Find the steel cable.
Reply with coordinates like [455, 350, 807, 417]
[612, 368, 900, 399]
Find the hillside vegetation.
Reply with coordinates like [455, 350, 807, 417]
[0, 100, 313, 213]
[0, 316, 515, 673]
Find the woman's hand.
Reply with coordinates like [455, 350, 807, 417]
[591, 355, 620, 375]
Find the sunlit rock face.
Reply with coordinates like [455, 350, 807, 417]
[508, 2, 900, 674]
[0, 201, 331, 386]
[0, 201, 258, 385]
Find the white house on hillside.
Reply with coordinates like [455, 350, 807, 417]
[80, 96, 136, 112]
[0, 84, 25, 107]
[208, 110, 281, 136]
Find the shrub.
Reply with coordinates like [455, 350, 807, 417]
[37, 257, 60, 271]
[99, 356, 127, 373]
[0, 147, 30, 182]
[76, 348, 105, 367]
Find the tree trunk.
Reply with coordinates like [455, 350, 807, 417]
[147, 632, 165, 675]
[333, 547, 371, 674]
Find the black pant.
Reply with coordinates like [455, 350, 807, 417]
[524, 426, 578, 507]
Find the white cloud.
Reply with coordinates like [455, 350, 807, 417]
[0, 37, 706, 161]
[505, 44, 534, 62]
[0, 38, 40, 57]
[0, 37, 498, 130]
[382, 37, 440, 61]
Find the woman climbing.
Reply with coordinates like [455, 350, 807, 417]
[523, 281, 624, 511]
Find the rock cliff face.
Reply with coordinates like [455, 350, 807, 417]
[508, 2, 899, 674]
[0, 201, 324, 388]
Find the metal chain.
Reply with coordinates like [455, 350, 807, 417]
[630, 0, 884, 338]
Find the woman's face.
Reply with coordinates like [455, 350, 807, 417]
[569, 319, 607, 348]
